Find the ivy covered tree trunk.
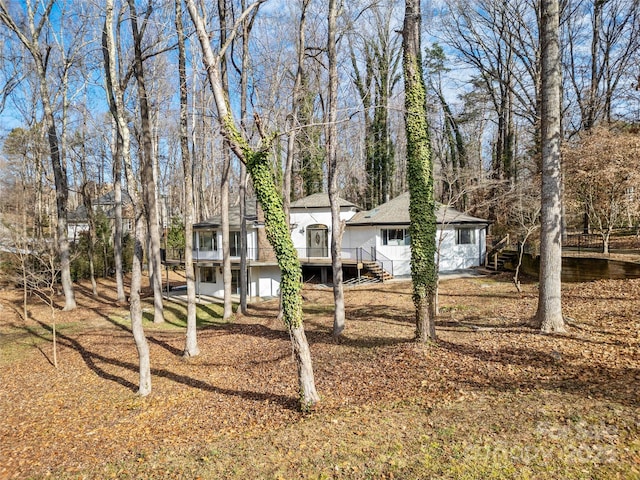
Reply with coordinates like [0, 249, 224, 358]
[247, 148, 320, 408]
[402, 0, 438, 342]
[186, 0, 320, 409]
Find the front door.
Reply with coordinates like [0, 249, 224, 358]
[306, 224, 328, 257]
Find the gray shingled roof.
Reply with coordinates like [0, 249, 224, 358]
[290, 192, 360, 210]
[194, 199, 258, 229]
[68, 190, 133, 222]
[348, 192, 489, 226]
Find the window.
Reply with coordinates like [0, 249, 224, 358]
[198, 231, 217, 251]
[201, 266, 216, 283]
[456, 228, 476, 245]
[229, 231, 241, 257]
[382, 228, 410, 246]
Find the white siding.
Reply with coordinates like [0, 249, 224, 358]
[341, 224, 487, 275]
[251, 266, 281, 298]
[341, 226, 376, 259]
[290, 207, 358, 256]
[437, 227, 486, 271]
[378, 244, 411, 276]
[195, 264, 281, 299]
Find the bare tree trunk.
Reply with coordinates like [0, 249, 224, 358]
[20, 155, 29, 321]
[534, 0, 565, 333]
[603, 231, 611, 255]
[239, 168, 248, 313]
[327, 0, 346, 336]
[218, 0, 234, 321]
[283, 0, 310, 221]
[221, 150, 233, 319]
[34, 149, 44, 240]
[0, 3, 76, 311]
[103, 0, 151, 394]
[78, 118, 98, 296]
[131, 206, 152, 395]
[42, 82, 76, 310]
[81, 182, 98, 297]
[112, 120, 126, 304]
[186, 0, 320, 409]
[175, 0, 200, 357]
[238, 2, 254, 314]
[126, 0, 164, 324]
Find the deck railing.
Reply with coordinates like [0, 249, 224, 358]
[168, 245, 395, 278]
[341, 247, 394, 279]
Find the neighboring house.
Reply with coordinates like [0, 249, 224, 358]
[67, 190, 134, 242]
[188, 192, 489, 299]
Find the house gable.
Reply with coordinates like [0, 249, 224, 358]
[289, 193, 359, 258]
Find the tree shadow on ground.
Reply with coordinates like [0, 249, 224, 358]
[30, 315, 299, 411]
[439, 339, 639, 408]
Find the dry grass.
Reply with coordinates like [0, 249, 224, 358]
[0, 272, 638, 479]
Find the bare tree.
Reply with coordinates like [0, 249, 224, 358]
[534, 0, 565, 333]
[111, 119, 127, 305]
[0, 0, 76, 310]
[283, 0, 310, 221]
[327, 0, 346, 336]
[175, 0, 199, 357]
[103, 0, 151, 395]
[510, 183, 541, 292]
[126, 0, 165, 324]
[349, 3, 402, 210]
[424, 43, 469, 210]
[77, 132, 99, 297]
[566, 0, 640, 131]
[4, 222, 66, 368]
[564, 126, 640, 253]
[237, 0, 260, 316]
[218, 0, 233, 321]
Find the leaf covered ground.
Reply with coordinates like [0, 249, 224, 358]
[0, 272, 638, 479]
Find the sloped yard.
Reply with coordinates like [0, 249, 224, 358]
[0, 273, 638, 479]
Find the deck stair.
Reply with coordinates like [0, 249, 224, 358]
[362, 260, 394, 282]
[485, 234, 518, 271]
[488, 250, 518, 271]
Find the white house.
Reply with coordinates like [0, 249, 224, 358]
[191, 200, 281, 299]
[189, 192, 489, 299]
[345, 192, 489, 276]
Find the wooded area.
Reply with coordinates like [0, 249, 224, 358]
[0, 1, 639, 476]
[0, 0, 639, 405]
